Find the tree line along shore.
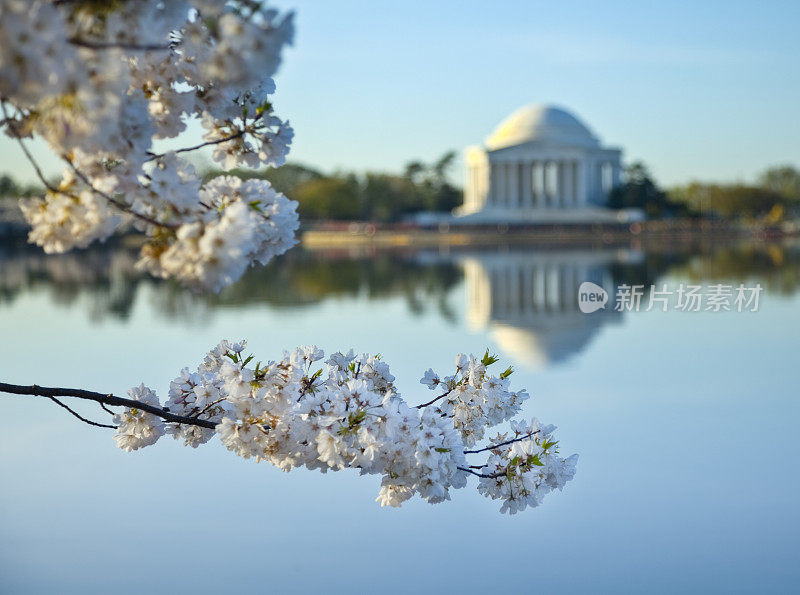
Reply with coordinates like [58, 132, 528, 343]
[2, 154, 799, 232]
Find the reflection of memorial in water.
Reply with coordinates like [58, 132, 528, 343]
[461, 249, 643, 369]
[3, 239, 800, 331]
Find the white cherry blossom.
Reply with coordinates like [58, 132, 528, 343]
[1, 1, 298, 291]
[111, 341, 577, 512]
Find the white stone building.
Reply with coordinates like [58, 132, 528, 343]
[457, 104, 630, 224]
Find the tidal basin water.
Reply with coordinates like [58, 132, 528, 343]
[1, 239, 799, 594]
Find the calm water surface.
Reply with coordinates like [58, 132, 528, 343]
[1, 239, 798, 594]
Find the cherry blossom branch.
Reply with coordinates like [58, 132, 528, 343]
[144, 113, 267, 163]
[2, 3, 300, 292]
[0, 382, 216, 430]
[0, 383, 541, 452]
[0, 343, 578, 513]
[0, 100, 175, 231]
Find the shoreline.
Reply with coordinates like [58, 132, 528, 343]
[3, 200, 797, 251]
[301, 220, 798, 250]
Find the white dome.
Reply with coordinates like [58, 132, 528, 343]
[485, 104, 599, 150]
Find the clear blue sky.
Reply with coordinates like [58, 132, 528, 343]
[4, 0, 799, 186]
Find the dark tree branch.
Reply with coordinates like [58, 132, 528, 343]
[457, 466, 504, 479]
[67, 37, 171, 51]
[46, 396, 117, 429]
[0, 382, 217, 430]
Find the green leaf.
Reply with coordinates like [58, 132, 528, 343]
[500, 366, 514, 379]
[256, 100, 272, 115]
[481, 349, 500, 367]
[348, 410, 367, 427]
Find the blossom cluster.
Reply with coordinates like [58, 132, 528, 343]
[113, 384, 165, 453]
[114, 340, 578, 513]
[0, 1, 298, 290]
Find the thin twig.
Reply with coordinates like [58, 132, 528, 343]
[61, 155, 177, 230]
[0, 102, 57, 193]
[47, 396, 118, 429]
[415, 386, 455, 409]
[0, 382, 217, 430]
[190, 397, 226, 419]
[145, 131, 246, 162]
[463, 431, 540, 455]
[145, 112, 266, 163]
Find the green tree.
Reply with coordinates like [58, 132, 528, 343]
[202, 162, 324, 196]
[669, 183, 784, 219]
[706, 185, 784, 218]
[0, 174, 43, 200]
[432, 152, 455, 179]
[403, 161, 425, 183]
[401, 151, 462, 214]
[292, 176, 361, 220]
[758, 165, 800, 204]
[0, 174, 19, 198]
[361, 173, 419, 221]
[609, 162, 693, 218]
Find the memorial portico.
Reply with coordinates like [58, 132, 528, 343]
[458, 105, 624, 223]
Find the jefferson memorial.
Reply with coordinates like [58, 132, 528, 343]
[457, 104, 629, 224]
